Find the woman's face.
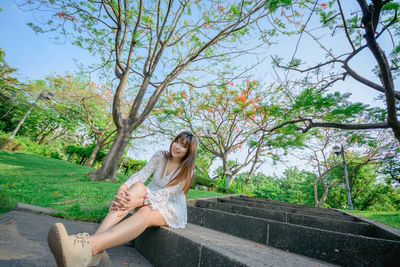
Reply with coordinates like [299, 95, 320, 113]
[171, 138, 189, 161]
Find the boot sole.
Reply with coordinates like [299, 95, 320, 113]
[47, 223, 68, 267]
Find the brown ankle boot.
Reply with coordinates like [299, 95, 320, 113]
[47, 223, 93, 267]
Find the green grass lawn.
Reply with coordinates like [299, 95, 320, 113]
[0, 151, 226, 222]
[348, 210, 400, 229]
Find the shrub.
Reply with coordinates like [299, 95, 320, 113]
[65, 144, 106, 165]
[193, 176, 216, 187]
[121, 158, 147, 176]
[214, 178, 235, 194]
[0, 136, 26, 151]
[0, 132, 61, 159]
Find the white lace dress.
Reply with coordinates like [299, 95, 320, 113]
[123, 150, 187, 228]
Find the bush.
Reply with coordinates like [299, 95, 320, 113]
[65, 144, 106, 165]
[0, 136, 26, 151]
[0, 132, 61, 159]
[193, 176, 216, 188]
[214, 178, 235, 194]
[121, 158, 147, 176]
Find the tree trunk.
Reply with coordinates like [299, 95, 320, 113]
[9, 95, 41, 139]
[116, 157, 128, 176]
[86, 139, 102, 167]
[245, 143, 263, 187]
[79, 156, 86, 165]
[314, 178, 329, 208]
[88, 127, 131, 181]
[316, 187, 329, 208]
[222, 157, 228, 186]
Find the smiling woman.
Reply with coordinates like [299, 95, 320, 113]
[46, 131, 198, 267]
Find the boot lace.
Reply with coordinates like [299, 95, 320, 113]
[74, 233, 90, 247]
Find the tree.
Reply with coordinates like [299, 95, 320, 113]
[20, 0, 289, 180]
[46, 74, 118, 167]
[270, 1, 400, 142]
[150, 77, 309, 186]
[296, 128, 396, 207]
[151, 79, 268, 185]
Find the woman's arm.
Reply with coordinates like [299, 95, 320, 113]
[110, 151, 163, 211]
[122, 151, 163, 188]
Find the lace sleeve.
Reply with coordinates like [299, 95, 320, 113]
[123, 151, 163, 188]
[147, 179, 185, 204]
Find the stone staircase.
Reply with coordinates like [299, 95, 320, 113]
[135, 195, 400, 267]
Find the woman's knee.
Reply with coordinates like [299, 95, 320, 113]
[128, 182, 147, 195]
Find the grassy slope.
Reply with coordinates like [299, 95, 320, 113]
[0, 151, 225, 222]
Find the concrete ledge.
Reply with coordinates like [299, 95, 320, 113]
[14, 203, 54, 215]
[219, 198, 356, 222]
[186, 193, 242, 207]
[135, 223, 336, 267]
[236, 195, 356, 217]
[195, 199, 375, 236]
[188, 206, 400, 266]
[229, 196, 354, 216]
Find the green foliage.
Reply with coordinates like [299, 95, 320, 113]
[120, 158, 147, 176]
[192, 176, 216, 189]
[240, 169, 316, 205]
[266, 0, 292, 12]
[380, 150, 400, 185]
[65, 144, 106, 165]
[194, 145, 214, 179]
[322, 162, 400, 211]
[214, 178, 235, 194]
[0, 132, 62, 159]
[0, 136, 26, 152]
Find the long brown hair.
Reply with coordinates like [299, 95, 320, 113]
[161, 131, 197, 194]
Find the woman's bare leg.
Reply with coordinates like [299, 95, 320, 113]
[95, 182, 147, 234]
[89, 206, 167, 255]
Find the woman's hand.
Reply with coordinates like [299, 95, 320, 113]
[111, 190, 144, 216]
[109, 185, 129, 211]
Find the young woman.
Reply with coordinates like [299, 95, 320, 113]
[47, 131, 197, 267]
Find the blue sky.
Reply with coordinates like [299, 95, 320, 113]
[0, 0, 95, 81]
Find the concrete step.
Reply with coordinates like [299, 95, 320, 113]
[187, 203, 400, 266]
[135, 223, 336, 267]
[195, 199, 375, 236]
[219, 197, 357, 222]
[237, 195, 351, 216]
